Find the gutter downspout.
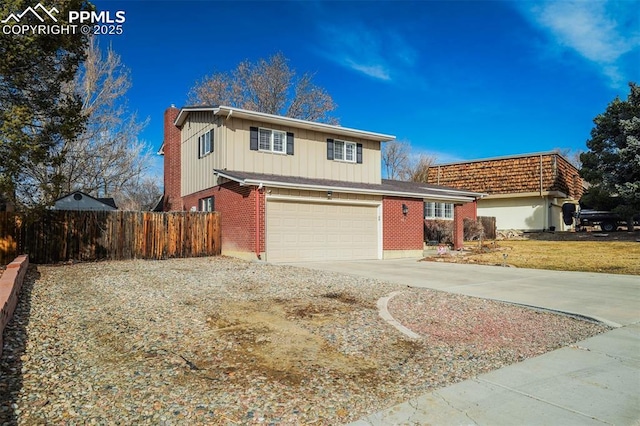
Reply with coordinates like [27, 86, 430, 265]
[539, 154, 543, 198]
[255, 183, 263, 260]
[540, 154, 547, 231]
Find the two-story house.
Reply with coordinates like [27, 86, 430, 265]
[161, 105, 483, 262]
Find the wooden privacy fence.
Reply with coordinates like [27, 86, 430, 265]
[0, 211, 221, 264]
[478, 216, 497, 240]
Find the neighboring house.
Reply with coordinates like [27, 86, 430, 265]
[160, 105, 483, 262]
[426, 152, 584, 232]
[52, 191, 118, 211]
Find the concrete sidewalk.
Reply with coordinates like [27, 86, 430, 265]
[286, 259, 640, 425]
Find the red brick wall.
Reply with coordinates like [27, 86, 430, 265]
[182, 187, 216, 212]
[453, 201, 477, 249]
[383, 197, 424, 250]
[208, 182, 265, 257]
[458, 200, 477, 221]
[163, 106, 182, 211]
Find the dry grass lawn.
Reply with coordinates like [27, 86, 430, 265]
[455, 240, 640, 275]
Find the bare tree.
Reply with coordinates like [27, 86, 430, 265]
[188, 52, 338, 123]
[25, 37, 156, 204]
[382, 140, 438, 182]
[405, 154, 438, 183]
[554, 148, 583, 169]
[112, 177, 162, 211]
[382, 141, 411, 180]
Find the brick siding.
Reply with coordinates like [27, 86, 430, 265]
[382, 197, 424, 251]
[205, 182, 265, 257]
[453, 206, 463, 249]
[457, 200, 477, 221]
[163, 106, 182, 211]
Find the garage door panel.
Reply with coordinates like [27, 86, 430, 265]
[266, 200, 379, 262]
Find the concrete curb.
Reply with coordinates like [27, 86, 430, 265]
[376, 291, 421, 340]
[463, 297, 623, 329]
[0, 254, 29, 357]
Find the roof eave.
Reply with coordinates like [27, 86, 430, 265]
[214, 170, 479, 203]
[433, 151, 579, 172]
[174, 106, 395, 141]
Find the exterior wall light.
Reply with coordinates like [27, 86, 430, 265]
[402, 203, 409, 216]
[327, 190, 333, 199]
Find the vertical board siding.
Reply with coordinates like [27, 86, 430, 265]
[181, 112, 222, 196]
[0, 211, 220, 264]
[180, 113, 385, 196]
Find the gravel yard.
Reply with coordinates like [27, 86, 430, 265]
[0, 257, 609, 425]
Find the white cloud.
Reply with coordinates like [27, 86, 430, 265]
[516, 0, 640, 86]
[345, 60, 391, 81]
[317, 22, 417, 83]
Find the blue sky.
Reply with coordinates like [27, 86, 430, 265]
[92, 0, 640, 178]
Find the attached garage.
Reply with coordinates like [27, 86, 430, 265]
[266, 199, 380, 262]
[211, 170, 483, 262]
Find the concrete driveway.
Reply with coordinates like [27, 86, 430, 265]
[285, 259, 640, 425]
[287, 258, 640, 327]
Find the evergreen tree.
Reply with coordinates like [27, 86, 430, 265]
[580, 82, 640, 230]
[0, 0, 92, 206]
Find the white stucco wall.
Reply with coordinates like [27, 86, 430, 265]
[478, 196, 549, 231]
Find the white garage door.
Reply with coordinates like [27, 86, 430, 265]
[266, 200, 379, 262]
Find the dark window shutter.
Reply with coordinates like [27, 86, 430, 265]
[327, 139, 334, 160]
[197, 135, 202, 159]
[356, 143, 363, 164]
[286, 132, 294, 155]
[210, 130, 214, 152]
[250, 127, 258, 151]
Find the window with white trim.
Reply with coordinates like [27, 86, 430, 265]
[198, 130, 213, 158]
[199, 196, 214, 212]
[334, 140, 356, 162]
[258, 128, 286, 154]
[425, 202, 454, 220]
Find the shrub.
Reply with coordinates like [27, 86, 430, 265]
[464, 218, 485, 241]
[424, 220, 453, 244]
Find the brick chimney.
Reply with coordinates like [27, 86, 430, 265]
[163, 105, 182, 211]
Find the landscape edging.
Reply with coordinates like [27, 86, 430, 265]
[0, 254, 29, 357]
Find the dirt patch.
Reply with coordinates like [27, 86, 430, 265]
[203, 300, 377, 385]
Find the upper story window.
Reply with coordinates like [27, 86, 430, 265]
[326, 138, 363, 164]
[250, 127, 294, 155]
[425, 202, 454, 220]
[258, 128, 286, 154]
[198, 130, 213, 158]
[334, 140, 356, 162]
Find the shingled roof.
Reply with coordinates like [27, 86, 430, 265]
[426, 152, 583, 200]
[214, 170, 484, 203]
